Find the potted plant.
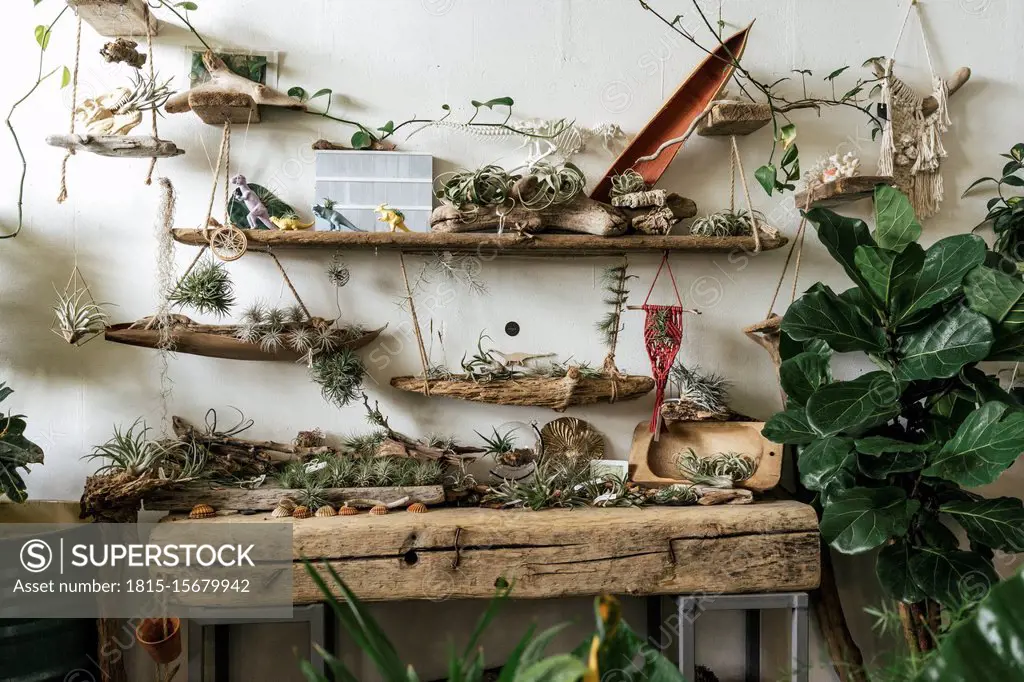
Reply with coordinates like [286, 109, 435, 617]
[0, 382, 43, 503]
[963, 142, 1024, 266]
[763, 185, 1024, 655]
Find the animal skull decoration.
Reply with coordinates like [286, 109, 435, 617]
[74, 88, 144, 136]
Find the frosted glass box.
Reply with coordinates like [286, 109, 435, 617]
[314, 150, 434, 232]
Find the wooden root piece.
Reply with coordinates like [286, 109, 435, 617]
[697, 101, 773, 137]
[67, 0, 156, 38]
[143, 483, 445, 512]
[430, 193, 630, 237]
[46, 134, 185, 158]
[171, 415, 332, 469]
[165, 51, 306, 125]
[622, 193, 697, 231]
[869, 63, 972, 118]
[104, 318, 384, 362]
[660, 399, 734, 424]
[630, 207, 676, 235]
[793, 175, 897, 210]
[390, 371, 655, 412]
[166, 502, 821, 601]
[611, 189, 669, 209]
[695, 486, 754, 505]
[80, 472, 169, 522]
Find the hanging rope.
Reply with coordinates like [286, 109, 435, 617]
[399, 253, 432, 396]
[201, 123, 230, 238]
[731, 136, 763, 253]
[143, 5, 159, 185]
[57, 15, 83, 204]
[765, 194, 813, 318]
[264, 249, 311, 320]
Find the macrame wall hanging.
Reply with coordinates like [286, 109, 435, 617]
[640, 254, 687, 437]
[877, 0, 965, 220]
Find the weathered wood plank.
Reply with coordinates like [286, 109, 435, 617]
[144, 484, 445, 511]
[171, 229, 787, 255]
[697, 101, 773, 136]
[46, 134, 184, 158]
[67, 0, 157, 37]
[793, 176, 896, 209]
[165, 502, 821, 600]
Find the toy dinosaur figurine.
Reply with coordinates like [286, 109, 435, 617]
[375, 203, 410, 232]
[270, 216, 314, 231]
[312, 198, 365, 232]
[231, 174, 275, 230]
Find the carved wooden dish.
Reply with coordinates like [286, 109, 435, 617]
[627, 420, 782, 492]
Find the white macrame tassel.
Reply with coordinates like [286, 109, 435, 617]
[878, 61, 897, 177]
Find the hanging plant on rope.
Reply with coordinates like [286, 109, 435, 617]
[51, 267, 111, 346]
[168, 258, 235, 317]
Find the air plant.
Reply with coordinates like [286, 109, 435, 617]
[342, 431, 386, 458]
[310, 348, 366, 408]
[279, 461, 311, 489]
[169, 259, 235, 317]
[689, 209, 761, 238]
[674, 450, 757, 488]
[370, 457, 397, 486]
[596, 261, 635, 351]
[426, 251, 487, 295]
[51, 284, 109, 345]
[326, 255, 351, 288]
[297, 481, 329, 511]
[609, 169, 648, 199]
[412, 459, 446, 487]
[460, 333, 516, 381]
[117, 70, 176, 114]
[476, 427, 536, 468]
[653, 484, 699, 505]
[484, 458, 595, 510]
[163, 439, 210, 482]
[86, 418, 166, 478]
[323, 456, 358, 488]
[435, 162, 585, 213]
[668, 363, 731, 415]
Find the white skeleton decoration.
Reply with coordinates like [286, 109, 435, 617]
[75, 88, 144, 136]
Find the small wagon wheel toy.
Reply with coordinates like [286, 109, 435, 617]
[208, 225, 248, 262]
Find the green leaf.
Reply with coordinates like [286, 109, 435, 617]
[891, 235, 987, 324]
[941, 498, 1024, 552]
[854, 244, 923, 312]
[287, 86, 307, 101]
[513, 656, 587, 682]
[60, 66, 71, 89]
[798, 437, 856, 493]
[894, 306, 993, 381]
[805, 372, 901, 436]
[755, 165, 777, 196]
[960, 365, 1022, 407]
[351, 131, 373, 149]
[908, 547, 997, 609]
[762, 408, 818, 445]
[34, 24, 51, 50]
[820, 486, 919, 554]
[474, 97, 515, 109]
[807, 208, 880, 304]
[825, 66, 850, 80]
[963, 265, 1024, 323]
[779, 123, 797, 149]
[858, 450, 928, 479]
[377, 120, 395, 134]
[176, 1, 199, 9]
[873, 185, 922, 253]
[311, 88, 333, 100]
[854, 436, 932, 455]
[924, 402, 1024, 486]
[876, 540, 926, 603]
[779, 351, 832, 407]
[0, 466, 27, 504]
[782, 288, 887, 354]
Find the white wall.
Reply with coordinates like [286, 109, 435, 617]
[2, 0, 1021, 680]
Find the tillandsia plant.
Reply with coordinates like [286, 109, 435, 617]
[674, 450, 756, 488]
[84, 417, 210, 483]
[963, 142, 1024, 266]
[435, 162, 586, 213]
[309, 348, 366, 408]
[301, 563, 687, 682]
[168, 259, 235, 317]
[762, 185, 1024, 653]
[668, 363, 730, 414]
[0, 383, 44, 503]
[689, 209, 762, 238]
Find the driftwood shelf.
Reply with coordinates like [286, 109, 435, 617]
[793, 175, 896, 209]
[67, 0, 157, 37]
[390, 373, 655, 412]
[46, 134, 184, 158]
[104, 322, 384, 362]
[161, 502, 821, 601]
[172, 228, 787, 255]
[144, 484, 445, 512]
[697, 101, 773, 136]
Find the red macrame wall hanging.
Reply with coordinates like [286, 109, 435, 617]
[641, 254, 685, 436]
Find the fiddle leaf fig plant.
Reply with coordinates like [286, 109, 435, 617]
[0, 383, 44, 503]
[763, 185, 1024, 643]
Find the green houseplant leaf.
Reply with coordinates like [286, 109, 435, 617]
[854, 244, 924, 312]
[779, 351, 832, 407]
[963, 265, 1024, 323]
[941, 497, 1024, 552]
[908, 547, 997, 609]
[891, 235, 987, 325]
[798, 436, 856, 493]
[805, 372, 901, 436]
[876, 539, 926, 603]
[820, 486, 920, 554]
[923, 401, 1024, 486]
[873, 184, 923, 252]
[894, 306, 993, 381]
[762, 407, 819, 445]
[807, 208, 881, 306]
[782, 288, 887, 354]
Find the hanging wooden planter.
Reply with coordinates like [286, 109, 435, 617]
[389, 371, 655, 412]
[46, 134, 184, 158]
[627, 420, 782, 492]
[696, 101, 773, 137]
[104, 317, 385, 362]
[793, 175, 895, 209]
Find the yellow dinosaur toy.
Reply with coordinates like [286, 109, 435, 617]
[270, 216, 315, 231]
[375, 203, 410, 232]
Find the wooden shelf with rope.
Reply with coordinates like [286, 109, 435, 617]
[171, 228, 788, 256]
[67, 0, 158, 37]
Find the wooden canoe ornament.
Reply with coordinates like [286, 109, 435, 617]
[590, 24, 752, 202]
[164, 51, 306, 125]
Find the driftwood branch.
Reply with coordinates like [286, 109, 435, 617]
[144, 483, 445, 511]
[171, 415, 322, 477]
[46, 134, 184, 158]
[869, 64, 971, 116]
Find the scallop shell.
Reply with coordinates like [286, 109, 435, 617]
[540, 417, 605, 461]
[315, 505, 337, 518]
[292, 505, 313, 519]
[338, 505, 360, 516]
[368, 504, 389, 516]
[271, 505, 293, 518]
[406, 502, 428, 514]
[189, 503, 216, 519]
[276, 497, 297, 512]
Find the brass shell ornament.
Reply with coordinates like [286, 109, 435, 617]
[369, 504, 389, 516]
[189, 504, 216, 519]
[315, 505, 337, 518]
[407, 502, 428, 514]
[540, 417, 605, 461]
[292, 505, 313, 519]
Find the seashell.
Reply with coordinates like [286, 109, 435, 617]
[292, 505, 313, 519]
[407, 502, 428, 514]
[368, 504, 389, 516]
[277, 497, 297, 512]
[189, 503, 216, 520]
[540, 417, 605, 462]
[315, 505, 337, 518]
[338, 505, 360, 516]
[271, 505, 293, 519]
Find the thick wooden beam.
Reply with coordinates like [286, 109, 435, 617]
[171, 228, 788, 255]
[144, 484, 445, 511]
[697, 101, 773, 136]
[67, 0, 157, 37]
[164, 502, 821, 601]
